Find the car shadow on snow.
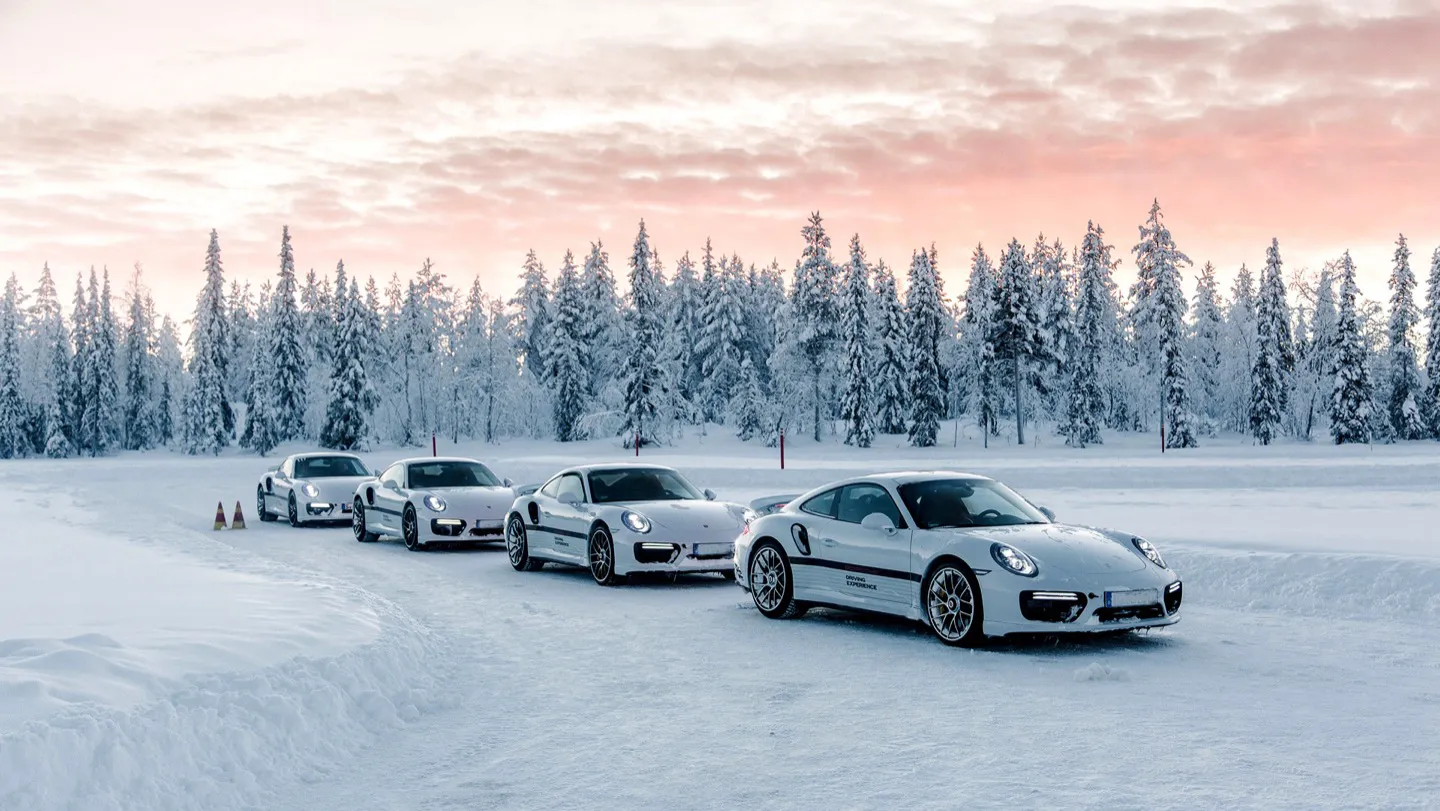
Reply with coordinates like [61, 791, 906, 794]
[526, 565, 737, 590]
[794, 605, 1183, 655]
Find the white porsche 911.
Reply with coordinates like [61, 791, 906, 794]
[504, 464, 748, 585]
[257, 452, 376, 526]
[733, 471, 1182, 646]
[351, 457, 516, 551]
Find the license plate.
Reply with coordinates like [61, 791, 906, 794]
[1105, 588, 1157, 608]
[475, 519, 503, 528]
[693, 543, 733, 557]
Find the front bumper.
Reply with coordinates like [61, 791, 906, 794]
[423, 516, 506, 542]
[303, 501, 353, 520]
[982, 574, 1182, 636]
[615, 536, 736, 575]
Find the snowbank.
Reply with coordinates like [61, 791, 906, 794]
[0, 484, 448, 810]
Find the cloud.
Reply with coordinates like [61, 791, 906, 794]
[3, 0, 1439, 316]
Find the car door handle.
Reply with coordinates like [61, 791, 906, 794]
[541, 510, 555, 519]
[820, 538, 836, 547]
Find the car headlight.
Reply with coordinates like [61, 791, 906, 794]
[621, 511, 650, 533]
[423, 495, 447, 512]
[990, 542, 1038, 577]
[1131, 537, 1166, 568]
[301, 483, 319, 498]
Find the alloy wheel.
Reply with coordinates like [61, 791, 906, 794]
[926, 566, 977, 643]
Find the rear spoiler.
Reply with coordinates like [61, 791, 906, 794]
[750, 494, 800, 514]
[514, 483, 540, 496]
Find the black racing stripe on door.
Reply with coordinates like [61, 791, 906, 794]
[368, 505, 403, 517]
[526, 523, 588, 540]
[789, 556, 922, 582]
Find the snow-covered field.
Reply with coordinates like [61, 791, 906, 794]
[3, 428, 1438, 810]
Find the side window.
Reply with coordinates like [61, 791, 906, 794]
[799, 488, 840, 519]
[836, 484, 904, 527]
[380, 464, 404, 489]
[539, 476, 562, 498]
[280, 458, 294, 478]
[556, 474, 585, 503]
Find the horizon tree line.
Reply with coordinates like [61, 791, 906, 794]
[2, 201, 1439, 460]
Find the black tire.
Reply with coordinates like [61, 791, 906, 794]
[588, 526, 623, 586]
[505, 515, 544, 571]
[352, 498, 379, 543]
[922, 561, 986, 647]
[402, 504, 424, 551]
[257, 487, 277, 522]
[747, 541, 806, 619]
[288, 493, 300, 526]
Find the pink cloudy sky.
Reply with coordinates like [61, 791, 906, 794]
[2, 0, 1438, 318]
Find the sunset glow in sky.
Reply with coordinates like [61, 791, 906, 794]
[3, 0, 1438, 316]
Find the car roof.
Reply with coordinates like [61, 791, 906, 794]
[560, 463, 678, 475]
[786, 471, 995, 504]
[394, 456, 485, 465]
[291, 451, 362, 460]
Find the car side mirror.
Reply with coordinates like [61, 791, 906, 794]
[703, 488, 716, 501]
[861, 513, 896, 532]
[1039, 506, 1056, 521]
[503, 478, 514, 488]
[372, 469, 381, 478]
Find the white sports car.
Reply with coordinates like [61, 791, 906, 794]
[351, 457, 516, 551]
[257, 452, 376, 526]
[733, 471, 1182, 646]
[504, 463, 748, 585]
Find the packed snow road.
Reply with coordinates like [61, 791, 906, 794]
[3, 436, 1438, 810]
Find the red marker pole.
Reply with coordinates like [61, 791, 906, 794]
[635, 431, 640, 457]
[779, 428, 785, 470]
[432, 432, 437, 457]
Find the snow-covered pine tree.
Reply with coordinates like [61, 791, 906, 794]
[270, 226, 308, 440]
[959, 244, 999, 440]
[580, 241, 625, 400]
[182, 229, 235, 455]
[1384, 234, 1424, 439]
[1190, 262, 1225, 426]
[239, 290, 279, 455]
[906, 249, 945, 447]
[0, 274, 29, 458]
[729, 353, 767, 441]
[320, 272, 378, 451]
[696, 256, 746, 422]
[1424, 247, 1440, 438]
[154, 315, 181, 446]
[1249, 238, 1294, 445]
[120, 265, 156, 450]
[621, 220, 666, 446]
[1035, 236, 1074, 421]
[226, 280, 254, 401]
[1330, 251, 1372, 444]
[69, 272, 93, 454]
[871, 259, 908, 435]
[992, 239, 1044, 445]
[513, 249, 551, 381]
[1223, 264, 1257, 431]
[791, 212, 839, 440]
[28, 264, 73, 456]
[1062, 222, 1116, 447]
[547, 250, 589, 441]
[1130, 199, 1195, 445]
[1297, 264, 1339, 439]
[840, 234, 875, 447]
[745, 259, 787, 384]
[84, 268, 120, 455]
[665, 250, 703, 415]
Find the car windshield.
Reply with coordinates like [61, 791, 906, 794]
[407, 461, 502, 489]
[295, 456, 368, 478]
[896, 479, 1048, 529]
[587, 468, 703, 503]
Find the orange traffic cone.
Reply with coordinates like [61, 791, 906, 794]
[231, 501, 246, 530]
[213, 501, 228, 530]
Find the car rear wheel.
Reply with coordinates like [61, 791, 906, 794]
[257, 487, 276, 522]
[923, 563, 985, 647]
[588, 527, 623, 586]
[402, 505, 424, 551]
[748, 542, 805, 619]
[352, 498, 379, 543]
[506, 515, 543, 571]
[288, 493, 300, 526]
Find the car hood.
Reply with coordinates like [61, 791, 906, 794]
[424, 487, 515, 517]
[947, 523, 1148, 575]
[622, 500, 744, 535]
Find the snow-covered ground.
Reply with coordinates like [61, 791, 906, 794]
[3, 427, 1438, 810]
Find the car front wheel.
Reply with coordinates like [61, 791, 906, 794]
[288, 493, 300, 526]
[402, 505, 424, 551]
[748, 542, 805, 619]
[506, 515, 543, 571]
[923, 562, 985, 647]
[588, 526, 623, 586]
[352, 498, 379, 543]
[257, 487, 276, 522]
